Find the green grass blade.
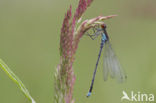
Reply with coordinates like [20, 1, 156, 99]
[0, 59, 36, 103]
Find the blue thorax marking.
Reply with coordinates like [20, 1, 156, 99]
[102, 33, 107, 42]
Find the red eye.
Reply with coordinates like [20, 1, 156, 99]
[101, 24, 106, 29]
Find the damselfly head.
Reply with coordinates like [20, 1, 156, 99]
[101, 24, 107, 29]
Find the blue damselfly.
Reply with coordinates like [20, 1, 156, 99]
[87, 24, 127, 97]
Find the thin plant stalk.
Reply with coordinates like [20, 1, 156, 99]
[0, 59, 36, 103]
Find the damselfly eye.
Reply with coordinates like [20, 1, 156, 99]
[101, 24, 107, 29]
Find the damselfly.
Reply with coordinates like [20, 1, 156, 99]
[86, 24, 127, 97]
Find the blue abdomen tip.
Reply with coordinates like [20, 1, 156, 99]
[87, 92, 91, 97]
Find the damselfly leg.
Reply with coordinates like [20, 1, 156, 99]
[86, 25, 103, 40]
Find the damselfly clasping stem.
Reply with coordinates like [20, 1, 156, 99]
[54, 0, 117, 103]
[86, 24, 127, 97]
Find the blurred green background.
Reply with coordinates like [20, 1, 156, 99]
[0, 0, 156, 103]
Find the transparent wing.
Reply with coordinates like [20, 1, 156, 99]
[103, 41, 127, 82]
